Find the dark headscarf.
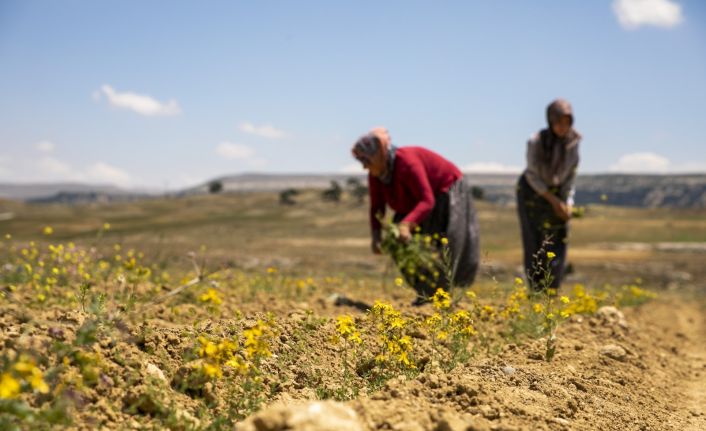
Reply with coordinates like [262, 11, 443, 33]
[539, 99, 581, 174]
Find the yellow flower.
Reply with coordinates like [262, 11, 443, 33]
[335, 315, 356, 336]
[266, 267, 277, 274]
[394, 277, 404, 287]
[225, 357, 249, 374]
[560, 296, 570, 304]
[29, 369, 49, 394]
[533, 303, 544, 313]
[514, 277, 524, 286]
[199, 288, 222, 305]
[440, 237, 449, 246]
[201, 362, 222, 378]
[103, 223, 111, 230]
[431, 288, 451, 310]
[546, 251, 556, 260]
[0, 373, 20, 399]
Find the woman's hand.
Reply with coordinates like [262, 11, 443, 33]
[371, 229, 382, 254]
[553, 201, 571, 221]
[371, 239, 382, 254]
[543, 192, 571, 222]
[398, 223, 413, 243]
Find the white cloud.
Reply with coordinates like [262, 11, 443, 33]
[462, 162, 522, 174]
[35, 140, 56, 153]
[215, 142, 255, 160]
[97, 84, 181, 116]
[340, 162, 365, 174]
[0, 156, 11, 177]
[37, 156, 73, 176]
[610, 152, 706, 173]
[610, 152, 670, 172]
[85, 162, 132, 187]
[612, 0, 683, 30]
[239, 122, 287, 139]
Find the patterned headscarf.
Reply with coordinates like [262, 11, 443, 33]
[351, 127, 397, 184]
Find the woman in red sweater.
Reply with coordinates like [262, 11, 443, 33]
[352, 128, 480, 305]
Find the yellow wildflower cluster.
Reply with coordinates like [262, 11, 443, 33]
[196, 318, 275, 380]
[243, 319, 276, 362]
[424, 289, 476, 365]
[0, 354, 49, 399]
[615, 284, 657, 306]
[7, 229, 167, 306]
[500, 283, 528, 320]
[431, 288, 451, 311]
[199, 288, 222, 305]
[198, 336, 244, 378]
[335, 315, 362, 345]
[561, 284, 598, 315]
[369, 302, 415, 368]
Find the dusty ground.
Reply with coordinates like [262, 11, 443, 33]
[1, 192, 705, 430]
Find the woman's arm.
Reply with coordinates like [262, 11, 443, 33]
[368, 175, 385, 253]
[526, 136, 571, 221]
[399, 158, 435, 240]
[524, 136, 550, 196]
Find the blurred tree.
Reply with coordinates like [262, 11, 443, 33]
[471, 186, 484, 200]
[279, 188, 299, 205]
[346, 177, 368, 205]
[322, 181, 342, 202]
[209, 181, 224, 194]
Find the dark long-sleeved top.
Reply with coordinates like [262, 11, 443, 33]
[368, 146, 462, 232]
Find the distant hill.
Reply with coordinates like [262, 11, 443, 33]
[2, 173, 705, 209]
[459, 174, 706, 208]
[0, 183, 126, 201]
[193, 173, 706, 209]
[0, 183, 157, 204]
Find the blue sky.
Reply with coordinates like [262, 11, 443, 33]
[1, 0, 704, 190]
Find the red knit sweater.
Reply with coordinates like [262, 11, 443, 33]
[368, 146, 462, 231]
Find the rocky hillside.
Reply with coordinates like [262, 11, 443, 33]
[2, 173, 705, 208]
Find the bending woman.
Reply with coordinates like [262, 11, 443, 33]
[517, 99, 581, 291]
[352, 128, 480, 304]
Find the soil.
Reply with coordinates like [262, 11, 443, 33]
[2, 288, 704, 431]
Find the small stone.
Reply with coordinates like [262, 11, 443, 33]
[600, 344, 627, 361]
[146, 363, 167, 382]
[393, 421, 425, 431]
[238, 401, 364, 431]
[501, 366, 515, 376]
[552, 417, 571, 426]
[435, 412, 467, 431]
[48, 327, 65, 340]
[596, 306, 628, 328]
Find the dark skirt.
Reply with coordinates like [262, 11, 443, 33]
[394, 177, 480, 298]
[516, 174, 568, 290]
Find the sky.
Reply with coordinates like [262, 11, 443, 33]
[0, 0, 705, 190]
